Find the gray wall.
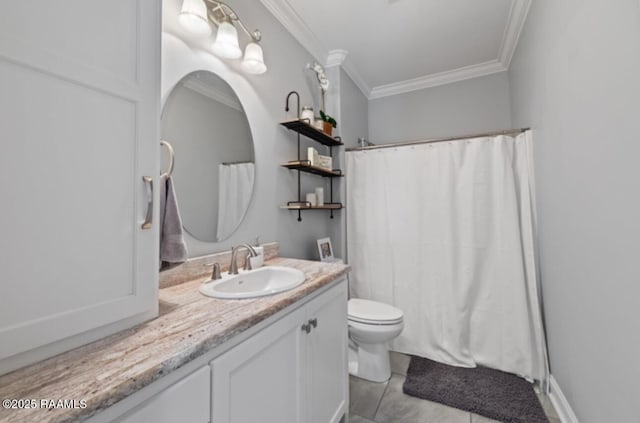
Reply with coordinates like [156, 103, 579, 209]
[339, 69, 369, 150]
[368, 72, 512, 144]
[509, 1, 640, 421]
[163, 0, 336, 259]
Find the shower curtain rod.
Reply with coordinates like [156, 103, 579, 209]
[221, 160, 253, 165]
[345, 128, 530, 151]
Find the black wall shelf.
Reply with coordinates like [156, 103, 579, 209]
[280, 110, 344, 221]
[281, 161, 343, 178]
[280, 120, 343, 147]
[282, 202, 343, 211]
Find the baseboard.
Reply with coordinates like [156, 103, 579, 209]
[549, 375, 580, 423]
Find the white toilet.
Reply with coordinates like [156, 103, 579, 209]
[347, 298, 404, 383]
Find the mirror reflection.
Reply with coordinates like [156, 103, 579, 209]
[162, 71, 255, 242]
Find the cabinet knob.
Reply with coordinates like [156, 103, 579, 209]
[301, 323, 311, 334]
[309, 318, 318, 329]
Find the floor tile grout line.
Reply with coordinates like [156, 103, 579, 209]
[371, 373, 395, 421]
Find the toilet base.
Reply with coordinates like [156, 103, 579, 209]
[348, 341, 391, 383]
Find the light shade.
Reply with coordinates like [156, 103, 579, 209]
[178, 0, 211, 36]
[242, 42, 267, 74]
[212, 20, 242, 59]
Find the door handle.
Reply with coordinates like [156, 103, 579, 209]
[141, 176, 153, 229]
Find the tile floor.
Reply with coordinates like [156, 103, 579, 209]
[349, 352, 560, 423]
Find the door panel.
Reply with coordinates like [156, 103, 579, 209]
[211, 307, 307, 423]
[116, 366, 210, 423]
[306, 282, 348, 423]
[0, 0, 160, 363]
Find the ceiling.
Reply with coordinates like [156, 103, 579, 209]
[260, 0, 531, 99]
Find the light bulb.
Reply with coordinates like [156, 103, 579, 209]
[212, 20, 242, 59]
[242, 42, 267, 74]
[178, 0, 211, 36]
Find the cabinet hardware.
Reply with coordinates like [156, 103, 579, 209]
[309, 318, 318, 329]
[301, 323, 311, 334]
[141, 176, 153, 229]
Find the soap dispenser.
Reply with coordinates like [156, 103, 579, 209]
[250, 236, 264, 268]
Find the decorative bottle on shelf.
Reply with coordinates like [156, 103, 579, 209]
[315, 187, 324, 206]
[300, 106, 314, 124]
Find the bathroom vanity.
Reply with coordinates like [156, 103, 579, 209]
[0, 256, 350, 423]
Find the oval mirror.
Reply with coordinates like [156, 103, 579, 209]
[161, 71, 255, 242]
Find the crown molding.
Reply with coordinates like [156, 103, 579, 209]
[259, 0, 327, 64]
[498, 0, 532, 67]
[260, 0, 372, 98]
[261, 0, 530, 100]
[369, 60, 507, 99]
[368, 0, 530, 99]
[340, 58, 372, 98]
[325, 49, 348, 68]
[326, 49, 373, 97]
[182, 78, 243, 111]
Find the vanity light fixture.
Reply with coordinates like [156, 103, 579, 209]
[179, 0, 267, 74]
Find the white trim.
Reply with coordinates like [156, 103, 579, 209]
[549, 375, 580, 423]
[260, 0, 531, 99]
[340, 58, 372, 98]
[259, 0, 373, 97]
[498, 0, 532, 66]
[325, 49, 348, 68]
[369, 60, 507, 99]
[182, 78, 243, 111]
[259, 0, 327, 63]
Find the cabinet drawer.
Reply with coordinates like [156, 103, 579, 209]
[116, 366, 210, 423]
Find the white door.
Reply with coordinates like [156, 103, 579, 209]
[306, 282, 348, 423]
[211, 307, 307, 423]
[0, 0, 160, 369]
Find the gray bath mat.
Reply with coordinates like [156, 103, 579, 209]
[403, 355, 548, 423]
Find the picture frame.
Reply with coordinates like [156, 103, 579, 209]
[317, 237, 334, 262]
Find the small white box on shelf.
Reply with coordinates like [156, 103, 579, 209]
[306, 192, 317, 206]
[317, 155, 332, 170]
[307, 147, 319, 166]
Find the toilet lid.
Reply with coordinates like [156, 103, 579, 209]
[348, 299, 403, 324]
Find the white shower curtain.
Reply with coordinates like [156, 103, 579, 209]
[216, 162, 255, 241]
[346, 132, 548, 384]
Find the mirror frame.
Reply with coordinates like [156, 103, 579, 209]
[160, 69, 255, 243]
[161, 33, 264, 252]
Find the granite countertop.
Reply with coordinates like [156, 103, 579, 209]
[0, 257, 350, 423]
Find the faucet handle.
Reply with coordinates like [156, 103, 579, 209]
[243, 254, 253, 271]
[211, 263, 222, 280]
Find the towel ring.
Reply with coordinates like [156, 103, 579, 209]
[160, 140, 175, 178]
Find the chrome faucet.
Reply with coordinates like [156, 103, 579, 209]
[228, 244, 258, 275]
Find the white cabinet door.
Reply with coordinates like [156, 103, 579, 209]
[306, 282, 348, 423]
[211, 306, 307, 423]
[211, 280, 348, 423]
[116, 366, 210, 423]
[0, 0, 160, 369]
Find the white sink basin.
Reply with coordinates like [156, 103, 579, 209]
[199, 266, 306, 299]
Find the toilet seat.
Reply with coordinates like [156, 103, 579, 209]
[348, 299, 403, 326]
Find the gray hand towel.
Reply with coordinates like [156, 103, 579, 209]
[160, 175, 187, 270]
